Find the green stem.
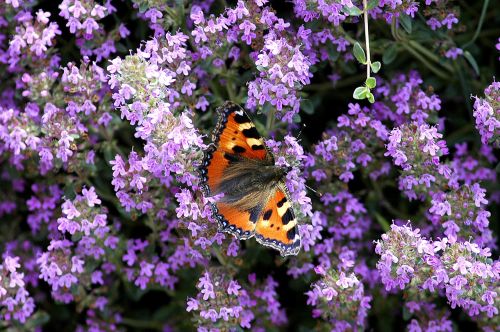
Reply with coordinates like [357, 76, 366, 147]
[453, 59, 473, 115]
[400, 43, 450, 80]
[212, 246, 228, 266]
[463, 0, 491, 48]
[121, 318, 164, 330]
[391, 16, 401, 41]
[363, 0, 371, 78]
[407, 40, 454, 73]
[266, 108, 276, 131]
[392, 17, 454, 74]
[226, 76, 237, 101]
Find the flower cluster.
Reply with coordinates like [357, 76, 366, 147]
[190, 0, 312, 121]
[385, 121, 495, 247]
[0, 0, 499, 331]
[187, 269, 287, 330]
[58, 0, 127, 60]
[0, 256, 35, 323]
[292, 0, 356, 26]
[310, 102, 389, 183]
[38, 187, 118, 305]
[374, 71, 442, 127]
[405, 301, 453, 332]
[473, 81, 500, 147]
[376, 224, 499, 326]
[6, 9, 61, 71]
[374, 0, 460, 31]
[1, 59, 110, 175]
[385, 122, 449, 198]
[108, 32, 205, 190]
[306, 265, 371, 331]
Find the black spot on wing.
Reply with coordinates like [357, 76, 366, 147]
[232, 146, 246, 153]
[251, 145, 265, 151]
[242, 127, 260, 139]
[263, 209, 272, 220]
[222, 103, 241, 115]
[223, 153, 239, 163]
[286, 227, 296, 240]
[282, 208, 294, 225]
[277, 197, 287, 208]
[234, 113, 251, 124]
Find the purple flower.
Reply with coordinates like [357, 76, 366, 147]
[473, 81, 500, 147]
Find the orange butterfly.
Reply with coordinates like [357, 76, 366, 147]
[199, 101, 301, 256]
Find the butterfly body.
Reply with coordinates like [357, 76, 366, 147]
[199, 102, 301, 256]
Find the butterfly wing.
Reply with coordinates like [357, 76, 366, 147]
[254, 183, 301, 256]
[212, 101, 270, 160]
[199, 102, 272, 239]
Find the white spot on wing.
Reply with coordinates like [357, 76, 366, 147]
[246, 138, 262, 147]
[283, 219, 297, 231]
[238, 123, 253, 130]
[277, 201, 291, 217]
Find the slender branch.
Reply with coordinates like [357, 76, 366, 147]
[400, 43, 450, 80]
[408, 40, 454, 73]
[226, 77, 237, 101]
[463, 0, 491, 48]
[266, 108, 276, 131]
[213, 247, 226, 265]
[363, 0, 371, 78]
[121, 318, 164, 330]
[391, 17, 454, 74]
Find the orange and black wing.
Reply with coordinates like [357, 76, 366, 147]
[199, 101, 270, 239]
[254, 183, 301, 256]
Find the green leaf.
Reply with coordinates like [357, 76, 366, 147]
[139, 2, 149, 13]
[353, 42, 367, 64]
[343, 5, 363, 16]
[71, 232, 82, 242]
[370, 61, 381, 73]
[25, 311, 50, 329]
[353, 86, 368, 100]
[367, 92, 375, 103]
[382, 43, 398, 64]
[403, 306, 412, 320]
[374, 212, 390, 232]
[366, 77, 377, 89]
[293, 113, 302, 123]
[301, 99, 315, 115]
[463, 50, 480, 76]
[367, 0, 380, 10]
[399, 14, 412, 34]
[115, 42, 128, 53]
[64, 182, 76, 200]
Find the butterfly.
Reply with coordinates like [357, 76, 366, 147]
[199, 101, 301, 256]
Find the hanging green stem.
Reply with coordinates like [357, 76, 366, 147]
[363, 0, 371, 79]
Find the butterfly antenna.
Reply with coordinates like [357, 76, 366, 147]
[305, 183, 322, 198]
